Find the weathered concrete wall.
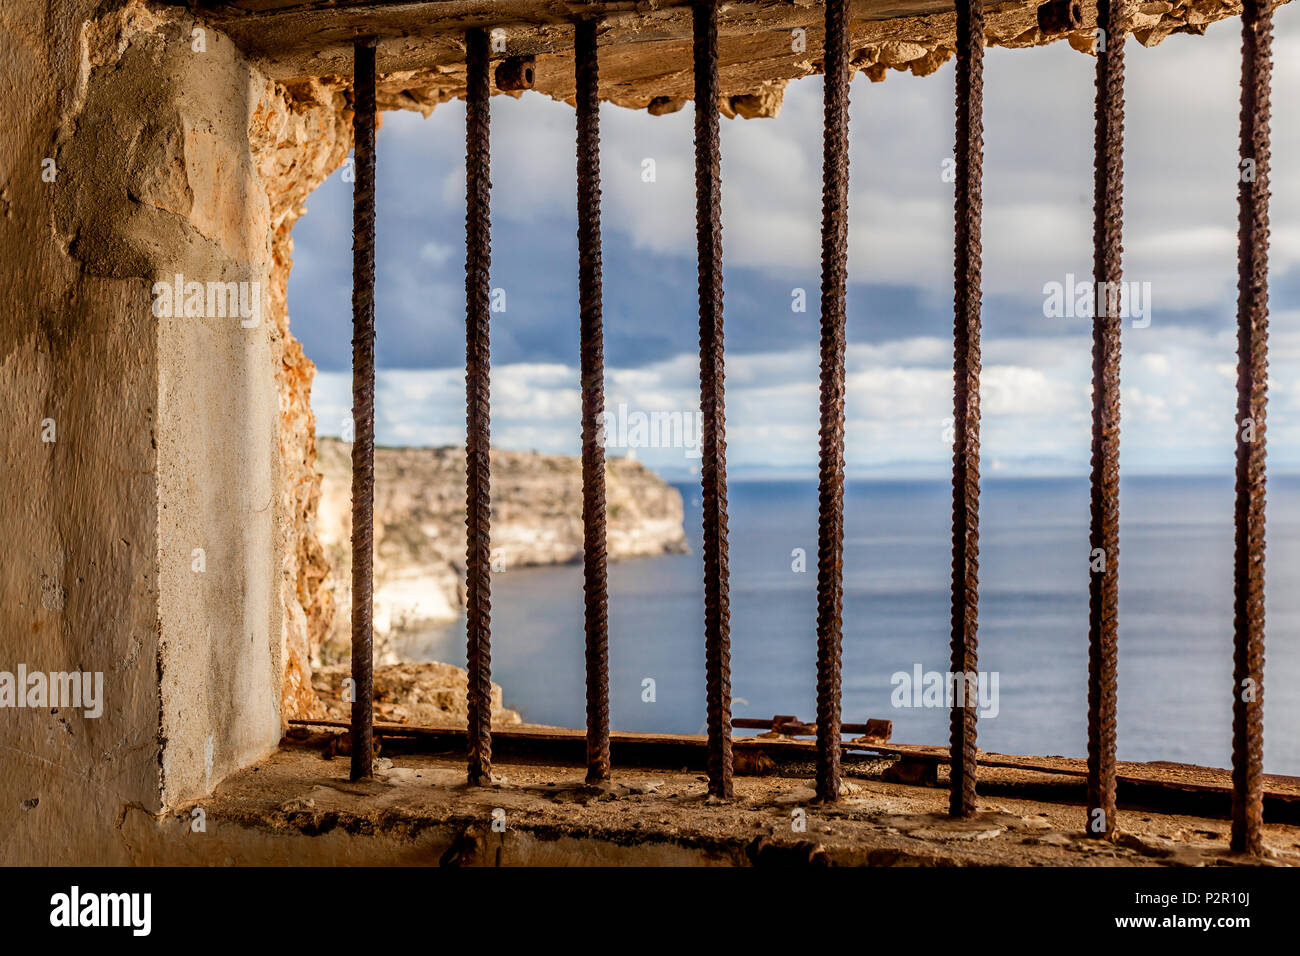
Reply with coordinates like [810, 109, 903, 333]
[61, 5, 285, 812]
[1, 0, 166, 866]
[0, 1, 292, 861]
[1, 3, 358, 865]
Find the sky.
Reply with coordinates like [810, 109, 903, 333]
[289, 15, 1300, 480]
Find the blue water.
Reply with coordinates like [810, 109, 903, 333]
[401, 475, 1300, 775]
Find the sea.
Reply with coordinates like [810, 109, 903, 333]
[398, 475, 1300, 775]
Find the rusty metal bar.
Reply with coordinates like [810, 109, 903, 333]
[948, 0, 984, 819]
[464, 26, 494, 787]
[735, 715, 893, 741]
[348, 37, 378, 783]
[576, 18, 611, 785]
[814, 0, 850, 805]
[293, 717, 1300, 818]
[693, 0, 733, 800]
[1086, 0, 1125, 840]
[1231, 0, 1271, 857]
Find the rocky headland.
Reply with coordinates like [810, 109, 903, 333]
[314, 438, 689, 669]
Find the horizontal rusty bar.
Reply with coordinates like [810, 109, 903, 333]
[731, 715, 892, 741]
[295, 717, 907, 759]
[287, 718, 1300, 813]
[291, 717, 890, 777]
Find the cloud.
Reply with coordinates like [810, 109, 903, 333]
[311, 316, 1300, 478]
[293, 17, 1300, 477]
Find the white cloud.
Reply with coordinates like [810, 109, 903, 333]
[303, 17, 1300, 478]
[313, 315, 1300, 477]
[418, 241, 455, 266]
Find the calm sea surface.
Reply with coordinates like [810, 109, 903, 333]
[399, 475, 1300, 775]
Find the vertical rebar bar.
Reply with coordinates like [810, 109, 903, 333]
[948, 0, 984, 819]
[814, 0, 850, 805]
[464, 27, 494, 787]
[1086, 0, 1126, 840]
[693, 0, 733, 799]
[576, 18, 611, 785]
[349, 37, 377, 784]
[1232, 0, 1271, 857]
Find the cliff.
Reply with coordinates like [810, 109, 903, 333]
[314, 438, 689, 665]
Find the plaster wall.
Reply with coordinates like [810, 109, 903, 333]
[0, 1, 286, 862]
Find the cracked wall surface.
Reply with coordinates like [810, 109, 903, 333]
[1, 0, 302, 862]
[2, 0, 171, 865]
[53, 4, 288, 812]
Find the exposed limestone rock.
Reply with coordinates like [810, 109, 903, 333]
[648, 96, 688, 116]
[248, 77, 354, 721]
[313, 661, 523, 727]
[199, 0, 1277, 117]
[314, 438, 689, 665]
[723, 83, 786, 120]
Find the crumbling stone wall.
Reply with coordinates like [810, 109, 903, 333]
[249, 78, 353, 721]
[203, 0, 1267, 114]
